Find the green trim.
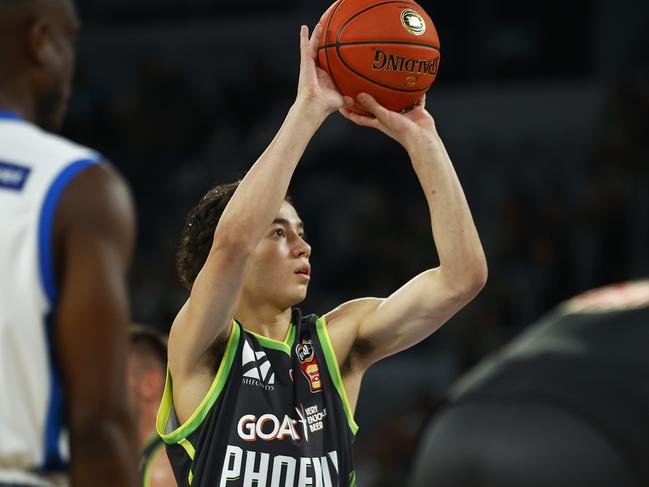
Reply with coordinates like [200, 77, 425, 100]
[156, 322, 241, 444]
[240, 320, 297, 356]
[142, 433, 160, 453]
[178, 438, 196, 460]
[349, 471, 357, 487]
[142, 440, 165, 487]
[179, 439, 196, 485]
[315, 316, 359, 435]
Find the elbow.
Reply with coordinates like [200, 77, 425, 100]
[211, 226, 256, 259]
[471, 257, 488, 289]
[463, 259, 488, 298]
[446, 259, 488, 302]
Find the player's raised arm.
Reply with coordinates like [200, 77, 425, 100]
[168, 24, 352, 379]
[331, 94, 487, 371]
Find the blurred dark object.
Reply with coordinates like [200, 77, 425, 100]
[411, 281, 649, 487]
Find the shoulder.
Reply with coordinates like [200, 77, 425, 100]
[57, 163, 133, 229]
[324, 297, 384, 330]
[54, 162, 135, 264]
[18, 122, 98, 164]
[321, 298, 384, 369]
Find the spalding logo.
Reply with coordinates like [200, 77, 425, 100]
[403, 75, 418, 87]
[401, 9, 426, 36]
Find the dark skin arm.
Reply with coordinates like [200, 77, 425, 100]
[53, 163, 138, 487]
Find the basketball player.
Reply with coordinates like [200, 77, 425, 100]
[156, 24, 487, 486]
[128, 327, 176, 487]
[0, 0, 138, 486]
[410, 280, 649, 487]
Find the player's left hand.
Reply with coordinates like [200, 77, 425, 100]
[339, 93, 437, 151]
[297, 24, 354, 119]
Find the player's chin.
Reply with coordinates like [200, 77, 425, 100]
[288, 284, 309, 305]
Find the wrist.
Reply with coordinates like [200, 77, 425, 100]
[405, 130, 443, 159]
[291, 98, 329, 126]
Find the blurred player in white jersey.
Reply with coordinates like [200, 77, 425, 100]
[0, 0, 138, 486]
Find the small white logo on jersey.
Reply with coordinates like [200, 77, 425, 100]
[242, 339, 275, 391]
[0, 161, 31, 191]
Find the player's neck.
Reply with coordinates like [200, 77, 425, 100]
[0, 89, 36, 124]
[234, 302, 292, 343]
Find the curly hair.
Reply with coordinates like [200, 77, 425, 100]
[176, 182, 240, 290]
[176, 182, 293, 290]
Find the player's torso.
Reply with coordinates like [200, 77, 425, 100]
[0, 112, 98, 484]
[160, 310, 358, 487]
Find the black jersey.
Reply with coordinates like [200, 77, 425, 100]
[449, 280, 649, 483]
[140, 434, 165, 487]
[156, 309, 358, 487]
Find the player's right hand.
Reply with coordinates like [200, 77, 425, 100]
[296, 24, 353, 119]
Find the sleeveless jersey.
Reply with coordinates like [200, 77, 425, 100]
[0, 111, 100, 486]
[156, 309, 358, 487]
[140, 435, 166, 487]
[449, 280, 649, 484]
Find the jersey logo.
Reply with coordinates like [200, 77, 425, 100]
[242, 339, 276, 391]
[296, 340, 322, 393]
[0, 161, 31, 191]
[237, 411, 308, 442]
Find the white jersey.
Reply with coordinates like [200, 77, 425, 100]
[0, 111, 100, 486]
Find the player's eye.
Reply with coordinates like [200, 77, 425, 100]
[273, 228, 286, 238]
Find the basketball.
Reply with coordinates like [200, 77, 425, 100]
[317, 0, 440, 114]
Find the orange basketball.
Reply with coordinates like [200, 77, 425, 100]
[317, 0, 440, 114]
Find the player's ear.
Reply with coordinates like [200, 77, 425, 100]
[142, 370, 165, 402]
[27, 17, 55, 67]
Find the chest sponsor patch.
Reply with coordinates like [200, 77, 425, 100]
[0, 161, 31, 191]
[242, 339, 276, 391]
[296, 340, 322, 393]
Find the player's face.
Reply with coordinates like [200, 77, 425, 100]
[35, 0, 79, 131]
[244, 202, 311, 309]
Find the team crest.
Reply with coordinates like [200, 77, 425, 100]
[400, 9, 426, 36]
[296, 340, 322, 393]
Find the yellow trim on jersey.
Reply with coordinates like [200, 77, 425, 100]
[239, 320, 297, 355]
[156, 321, 241, 444]
[179, 438, 196, 485]
[315, 316, 360, 435]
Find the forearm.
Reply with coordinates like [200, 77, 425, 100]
[408, 132, 487, 290]
[69, 415, 138, 487]
[215, 101, 324, 250]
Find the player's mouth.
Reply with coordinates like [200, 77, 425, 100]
[294, 264, 311, 279]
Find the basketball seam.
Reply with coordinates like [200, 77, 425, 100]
[336, 0, 431, 46]
[318, 41, 440, 51]
[323, 0, 345, 97]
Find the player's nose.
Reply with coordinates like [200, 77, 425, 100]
[293, 238, 311, 259]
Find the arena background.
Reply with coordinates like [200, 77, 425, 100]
[62, 1, 649, 485]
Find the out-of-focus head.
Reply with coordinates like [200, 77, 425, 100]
[127, 324, 167, 411]
[177, 182, 311, 310]
[0, 0, 79, 131]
